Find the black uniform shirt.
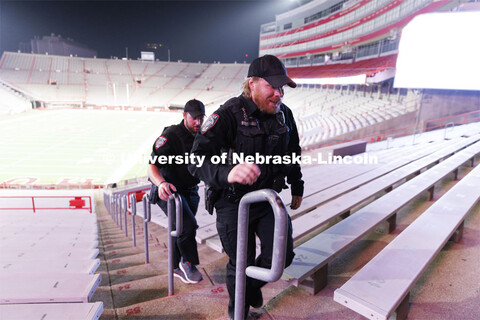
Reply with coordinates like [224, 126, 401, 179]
[189, 95, 304, 197]
[151, 120, 200, 191]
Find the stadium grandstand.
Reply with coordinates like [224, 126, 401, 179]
[0, 0, 479, 319]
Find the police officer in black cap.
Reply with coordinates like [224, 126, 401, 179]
[148, 99, 206, 284]
[189, 55, 304, 319]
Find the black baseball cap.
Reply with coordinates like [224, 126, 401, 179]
[247, 55, 296, 88]
[184, 99, 205, 117]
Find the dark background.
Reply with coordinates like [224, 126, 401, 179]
[0, 0, 306, 63]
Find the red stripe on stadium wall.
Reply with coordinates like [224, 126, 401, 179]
[0, 195, 93, 213]
[276, 0, 449, 59]
[260, 0, 372, 41]
[261, 0, 408, 50]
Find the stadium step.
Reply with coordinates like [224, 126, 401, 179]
[0, 302, 104, 320]
[100, 246, 147, 259]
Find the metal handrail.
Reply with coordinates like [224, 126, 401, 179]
[129, 193, 137, 247]
[167, 193, 183, 296]
[234, 189, 288, 320]
[142, 194, 152, 264]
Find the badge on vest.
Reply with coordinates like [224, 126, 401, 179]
[201, 114, 219, 134]
[155, 136, 167, 149]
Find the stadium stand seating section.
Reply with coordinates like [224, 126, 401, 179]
[260, 0, 450, 61]
[1, 101, 472, 319]
[0, 51, 414, 149]
[0, 81, 31, 115]
[334, 161, 480, 319]
[0, 190, 103, 320]
[286, 55, 398, 79]
[283, 84, 412, 148]
[0, 52, 249, 110]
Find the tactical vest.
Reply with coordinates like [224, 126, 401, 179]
[227, 97, 291, 194]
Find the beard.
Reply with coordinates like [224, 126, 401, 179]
[185, 123, 200, 135]
[254, 96, 281, 115]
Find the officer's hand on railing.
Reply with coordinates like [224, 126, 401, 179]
[158, 182, 177, 201]
[227, 163, 261, 185]
[290, 195, 302, 210]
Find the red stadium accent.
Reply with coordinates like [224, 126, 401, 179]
[260, 0, 372, 41]
[287, 54, 398, 78]
[0, 195, 93, 213]
[277, 0, 449, 59]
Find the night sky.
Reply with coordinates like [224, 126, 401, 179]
[0, 0, 303, 63]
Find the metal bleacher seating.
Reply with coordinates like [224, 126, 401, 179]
[283, 138, 480, 294]
[0, 302, 104, 320]
[201, 133, 480, 255]
[283, 86, 413, 148]
[0, 83, 31, 115]
[334, 156, 480, 320]
[0, 52, 249, 110]
[290, 134, 480, 240]
[0, 207, 103, 319]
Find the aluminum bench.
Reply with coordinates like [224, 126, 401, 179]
[333, 162, 480, 320]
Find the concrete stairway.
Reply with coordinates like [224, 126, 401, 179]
[92, 196, 233, 319]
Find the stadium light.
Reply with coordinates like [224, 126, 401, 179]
[293, 74, 366, 85]
[394, 11, 480, 91]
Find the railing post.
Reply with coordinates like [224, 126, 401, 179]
[108, 194, 113, 218]
[167, 193, 183, 296]
[130, 193, 137, 247]
[142, 194, 151, 264]
[123, 195, 128, 237]
[113, 194, 118, 224]
[234, 189, 288, 320]
[104, 193, 110, 213]
[444, 121, 455, 140]
[113, 194, 117, 221]
[118, 195, 123, 230]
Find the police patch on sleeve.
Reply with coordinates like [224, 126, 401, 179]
[155, 136, 167, 149]
[201, 114, 219, 134]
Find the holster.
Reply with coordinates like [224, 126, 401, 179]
[149, 183, 160, 205]
[204, 185, 220, 215]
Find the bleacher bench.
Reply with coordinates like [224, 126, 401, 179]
[0, 273, 102, 303]
[202, 139, 457, 250]
[333, 161, 480, 320]
[0, 302, 103, 320]
[0, 258, 101, 275]
[283, 140, 480, 294]
[0, 248, 99, 260]
[290, 135, 480, 240]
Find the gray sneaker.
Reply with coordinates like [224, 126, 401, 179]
[179, 258, 203, 283]
[173, 268, 189, 284]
